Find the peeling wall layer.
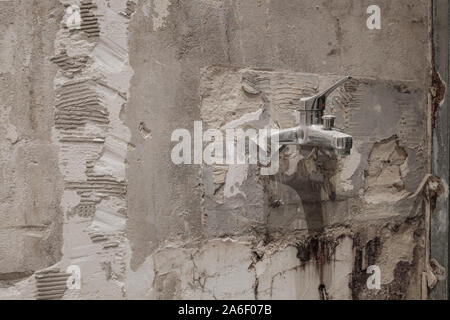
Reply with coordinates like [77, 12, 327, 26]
[199, 68, 426, 236]
[127, 0, 431, 263]
[125, 0, 432, 300]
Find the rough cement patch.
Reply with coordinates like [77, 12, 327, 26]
[340, 142, 362, 192]
[364, 136, 410, 204]
[0, 0, 64, 283]
[199, 67, 427, 237]
[350, 216, 425, 300]
[150, 0, 170, 31]
[255, 235, 354, 300]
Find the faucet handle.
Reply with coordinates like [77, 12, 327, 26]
[322, 115, 336, 130]
[298, 76, 352, 126]
[299, 76, 352, 112]
[316, 76, 352, 101]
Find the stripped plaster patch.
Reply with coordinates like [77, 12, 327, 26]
[0, 25, 16, 74]
[140, 0, 170, 29]
[364, 136, 410, 204]
[340, 144, 362, 192]
[151, 0, 170, 31]
[5, 124, 18, 144]
[88, 197, 127, 233]
[222, 109, 263, 130]
[47, 0, 134, 299]
[61, 190, 82, 213]
[224, 164, 248, 199]
[91, 37, 128, 75]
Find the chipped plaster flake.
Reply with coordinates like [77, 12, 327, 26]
[91, 36, 129, 75]
[90, 94, 130, 180]
[92, 135, 129, 180]
[151, 0, 170, 31]
[378, 228, 418, 285]
[365, 190, 410, 205]
[216, 108, 266, 200]
[221, 109, 263, 130]
[0, 286, 21, 300]
[125, 255, 156, 299]
[374, 104, 382, 113]
[224, 164, 248, 199]
[57, 143, 101, 181]
[364, 137, 410, 204]
[285, 151, 304, 176]
[400, 160, 410, 178]
[290, 218, 309, 231]
[5, 124, 18, 144]
[83, 122, 106, 136]
[88, 197, 127, 233]
[212, 165, 228, 185]
[142, 0, 152, 17]
[200, 67, 265, 129]
[61, 215, 128, 299]
[340, 145, 362, 192]
[61, 190, 82, 213]
[0, 276, 36, 300]
[0, 25, 16, 73]
[64, 40, 96, 57]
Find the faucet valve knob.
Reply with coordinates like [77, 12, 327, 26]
[322, 115, 336, 130]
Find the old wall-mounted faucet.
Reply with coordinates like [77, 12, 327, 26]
[272, 76, 353, 156]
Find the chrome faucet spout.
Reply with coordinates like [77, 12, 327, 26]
[273, 127, 305, 145]
[302, 125, 353, 156]
[271, 125, 352, 157]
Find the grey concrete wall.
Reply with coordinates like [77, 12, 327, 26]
[0, 0, 444, 300]
[0, 0, 64, 284]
